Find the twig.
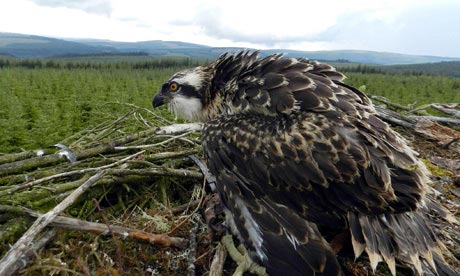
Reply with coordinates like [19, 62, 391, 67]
[407, 115, 460, 126]
[186, 214, 200, 276]
[209, 242, 227, 276]
[11, 206, 188, 248]
[100, 101, 173, 125]
[0, 149, 55, 166]
[373, 103, 460, 127]
[431, 103, 460, 119]
[114, 131, 195, 150]
[168, 177, 207, 235]
[145, 149, 200, 162]
[0, 151, 145, 197]
[0, 229, 56, 276]
[370, 95, 411, 111]
[171, 200, 201, 215]
[93, 198, 125, 273]
[0, 124, 202, 178]
[0, 171, 105, 275]
[155, 123, 203, 135]
[107, 168, 203, 179]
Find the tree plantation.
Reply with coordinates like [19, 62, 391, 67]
[1, 57, 459, 153]
[0, 56, 459, 276]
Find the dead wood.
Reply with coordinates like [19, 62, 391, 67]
[209, 242, 227, 276]
[374, 105, 460, 154]
[0, 171, 105, 275]
[0, 230, 56, 276]
[2, 100, 460, 275]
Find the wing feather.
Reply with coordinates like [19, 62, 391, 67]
[200, 52, 458, 275]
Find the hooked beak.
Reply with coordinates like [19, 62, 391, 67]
[152, 93, 165, 108]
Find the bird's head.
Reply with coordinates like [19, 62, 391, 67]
[152, 66, 220, 122]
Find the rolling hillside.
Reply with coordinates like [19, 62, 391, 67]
[2, 32, 460, 65]
[0, 33, 115, 57]
[382, 61, 460, 77]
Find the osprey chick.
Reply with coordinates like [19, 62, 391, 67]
[153, 51, 459, 276]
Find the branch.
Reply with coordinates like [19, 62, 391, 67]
[155, 123, 203, 135]
[374, 105, 460, 128]
[0, 151, 145, 197]
[370, 95, 412, 111]
[0, 171, 105, 275]
[186, 214, 200, 276]
[407, 115, 460, 126]
[0, 149, 55, 166]
[107, 168, 203, 179]
[374, 106, 460, 154]
[431, 103, 460, 119]
[145, 149, 199, 162]
[374, 105, 416, 129]
[414, 119, 460, 149]
[0, 230, 56, 276]
[17, 207, 187, 249]
[209, 242, 227, 276]
[114, 131, 195, 150]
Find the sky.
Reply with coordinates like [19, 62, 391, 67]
[1, 0, 460, 57]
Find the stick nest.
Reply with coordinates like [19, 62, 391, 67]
[0, 100, 460, 276]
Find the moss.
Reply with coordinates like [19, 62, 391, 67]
[0, 217, 31, 255]
[421, 158, 453, 177]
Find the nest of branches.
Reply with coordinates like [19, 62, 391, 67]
[0, 106, 212, 276]
[0, 100, 460, 276]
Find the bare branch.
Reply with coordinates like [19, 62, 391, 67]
[32, 208, 186, 248]
[0, 151, 145, 197]
[209, 243, 227, 276]
[155, 123, 203, 135]
[114, 131, 195, 150]
[0, 171, 105, 275]
[431, 103, 460, 119]
[370, 95, 411, 111]
[186, 214, 200, 276]
[0, 230, 56, 276]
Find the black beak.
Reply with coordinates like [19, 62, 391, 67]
[152, 93, 165, 108]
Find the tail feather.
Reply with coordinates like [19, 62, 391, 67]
[420, 253, 460, 276]
[348, 210, 458, 276]
[432, 253, 460, 276]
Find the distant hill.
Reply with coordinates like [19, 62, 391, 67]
[333, 61, 460, 77]
[0, 32, 116, 58]
[2, 32, 460, 65]
[382, 61, 460, 77]
[76, 40, 460, 65]
[262, 49, 460, 65]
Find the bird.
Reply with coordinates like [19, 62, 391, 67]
[152, 51, 459, 276]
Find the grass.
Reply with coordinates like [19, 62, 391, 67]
[1, 61, 459, 153]
[0, 67, 181, 153]
[1, 58, 459, 275]
[344, 72, 460, 105]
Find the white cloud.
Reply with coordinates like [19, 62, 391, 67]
[0, 0, 459, 56]
[30, 0, 112, 16]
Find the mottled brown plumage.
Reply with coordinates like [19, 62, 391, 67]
[153, 51, 459, 276]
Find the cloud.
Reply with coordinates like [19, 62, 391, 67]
[162, 0, 418, 46]
[302, 0, 460, 57]
[29, 0, 112, 16]
[1, 0, 459, 57]
[170, 1, 342, 44]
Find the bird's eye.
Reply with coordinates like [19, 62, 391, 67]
[169, 83, 179, 92]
